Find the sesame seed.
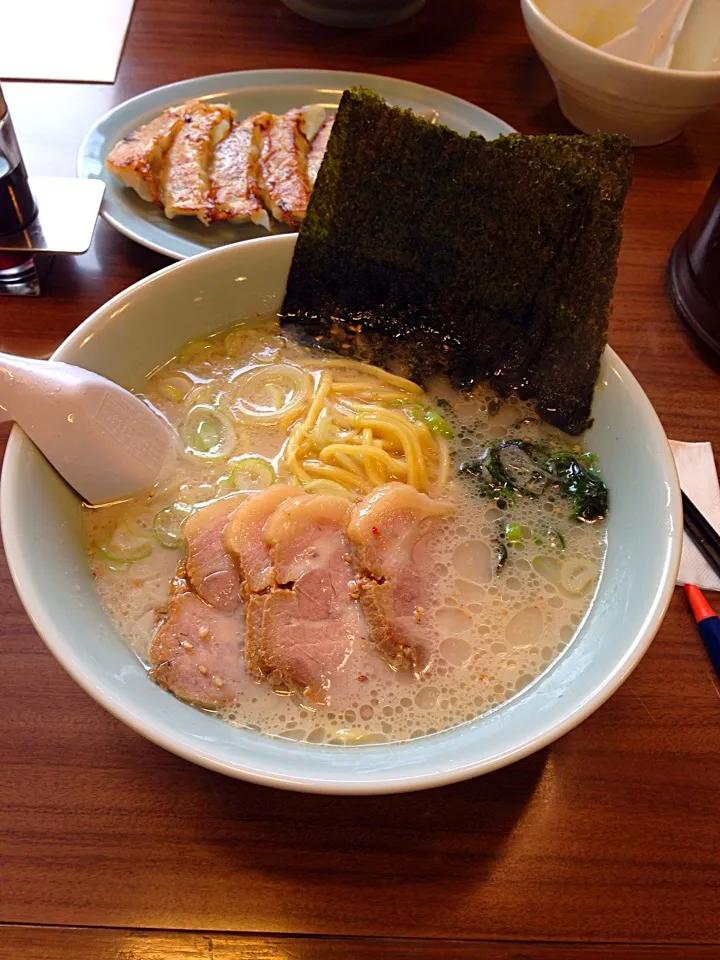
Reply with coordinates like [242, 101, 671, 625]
[198, 626, 209, 640]
[181, 641, 194, 651]
[214, 677, 224, 688]
[198, 664, 208, 676]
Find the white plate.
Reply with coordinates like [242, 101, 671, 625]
[78, 68, 515, 261]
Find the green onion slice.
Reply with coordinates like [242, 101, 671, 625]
[230, 363, 311, 423]
[182, 404, 236, 460]
[153, 502, 193, 549]
[308, 411, 342, 451]
[506, 521, 523, 545]
[156, 375, 192, 403]
[97, 539, 152, 563]
[229, 456, 276, 492]
[560, 558, 597, 595]
[388, 400, 454, 438]
[422, 408, 454, 438]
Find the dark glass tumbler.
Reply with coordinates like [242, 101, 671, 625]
[0, 83, 37, 238]
[668, 168, 720, 357]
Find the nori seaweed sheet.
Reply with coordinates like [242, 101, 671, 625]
[281, 88, 633, 435]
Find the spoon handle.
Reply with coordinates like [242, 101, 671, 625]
[0, 352, 69, 425]
[0, 351, 174, 505]
[600, 0, 692, 64]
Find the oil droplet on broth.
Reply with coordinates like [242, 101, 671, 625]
[436, 607, 473, 633]
[280, 728, 307, 741]
[415, 686, 441, 710]
[439, 637, 473, 666]
[453, 540, 493, 583]
[505, 606, 544, 646]
[533, 555, 562, 585]
[454, 578, 486, 603]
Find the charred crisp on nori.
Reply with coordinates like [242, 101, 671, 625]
[281, 88, 633, 435]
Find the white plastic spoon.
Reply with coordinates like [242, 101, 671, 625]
[600, 0, 695, 66]
[670, 0, 720, 71]
[0, 352, 174, 505]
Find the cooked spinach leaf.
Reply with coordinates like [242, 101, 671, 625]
[543, 450, 608, 523]
[460, 440, 607, 523]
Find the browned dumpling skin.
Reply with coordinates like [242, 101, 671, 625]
[159, 100, 235, 224]
[105, 106, 186, 203]
[208, 112, 272, 228]
[257, 105, 325, 227]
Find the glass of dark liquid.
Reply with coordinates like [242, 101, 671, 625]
[668, 167, 720, 359]
[0, 85, 37, 236]
[0, 83, 38, 288]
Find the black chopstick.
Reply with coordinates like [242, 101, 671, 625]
[682, 491, 720, 582]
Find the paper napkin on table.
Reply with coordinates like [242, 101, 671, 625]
[670, 440, 720, 592]
[0, 0, 136, 83]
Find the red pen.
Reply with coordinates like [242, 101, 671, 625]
[684, 584, 720, 680]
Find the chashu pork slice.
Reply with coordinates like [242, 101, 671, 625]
[224, 485, 307, 679]
[224, 484, 305, 594]
[149, 591, 246, 708]
[347, 482, 454, 674]
[159, 100, 235, 224]
[184, 494, 246, 612]
[105, 106, 186, 203]
[257, 494, 362, 703]
[208, 112, 272, 228]
[258, 105, 325, 228]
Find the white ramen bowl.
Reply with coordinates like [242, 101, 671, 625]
[1, 235, 682, 794]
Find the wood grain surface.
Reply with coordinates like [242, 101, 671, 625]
[2, 0, 720, 954]
[2, 927, 720, 960]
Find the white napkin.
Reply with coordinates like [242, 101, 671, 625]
[670, 440, 720, 592]
[0, 0, 136, 83]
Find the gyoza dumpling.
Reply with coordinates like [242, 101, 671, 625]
[208, 112, 272, 229]
[159, 100, 235, 225]
[258, 104, 325, 228]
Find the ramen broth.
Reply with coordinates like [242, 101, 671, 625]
[86, 318, 607, 745]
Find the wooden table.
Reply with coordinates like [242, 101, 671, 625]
[2, 1, 720, 956]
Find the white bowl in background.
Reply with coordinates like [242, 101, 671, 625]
[521, 0, 720, 146]
[280, 0, 426, 27]
[0, 235, 682, 794]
